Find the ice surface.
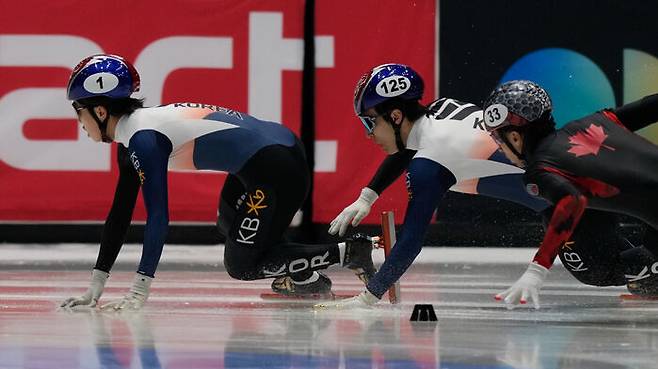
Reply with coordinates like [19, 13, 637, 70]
[1, 244, 657, 369]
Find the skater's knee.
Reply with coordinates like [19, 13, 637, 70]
[226, 269, 251, 281]
[225, 263, 256, 281]
[224, 257, 259, 281]
[570, 270, 624, 287]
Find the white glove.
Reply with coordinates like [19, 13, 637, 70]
[328, 187, 379, 236]
[314, 289, 380, 309]
[60, 269, 109, 310]
[101, 273, 153, 312]
[495, 262, 549, 310]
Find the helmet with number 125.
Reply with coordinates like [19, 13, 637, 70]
[66, 54, 140, 101]
[353, 64, 424, 130]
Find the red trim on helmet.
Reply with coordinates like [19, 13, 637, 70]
[505, 111, 530, 127]
[487, 110, 529, 134]
[353, 71, 371, 114]
[67, 55, 95, 93]
[71, 55, 94, 75]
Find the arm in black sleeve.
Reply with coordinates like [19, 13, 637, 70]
[94, 144, 141, 273]
[366, 149, 416, 194]
[613, 93, 658, 131]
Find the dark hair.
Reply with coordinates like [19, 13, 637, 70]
[374, 98, 428, 123]
[77, 96, 144, 117]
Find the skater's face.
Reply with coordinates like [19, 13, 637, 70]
[362, 108, 402, 154]
[73, 102, 106, 143]
[497, 130, 526, 168]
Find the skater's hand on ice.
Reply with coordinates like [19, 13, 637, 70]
[314, 290, 379, 309]
[60, 292, 97, 311]
[495, 262, 548, 310]
[101, 273, 152, 312]
[60, 269, 109, 310]
[101, 294, 147, 311]
[328, 188, 378, 237]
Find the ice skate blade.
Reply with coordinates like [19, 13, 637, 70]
[620, 293, 658, 301]
[260, 292, 352, 300]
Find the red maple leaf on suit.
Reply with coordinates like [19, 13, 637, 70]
[567, 123, 615, 157]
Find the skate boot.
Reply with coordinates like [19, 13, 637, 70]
[621, 245, 658, 297]
[271, 272, 333, 299]
[344, 233, 377, 284]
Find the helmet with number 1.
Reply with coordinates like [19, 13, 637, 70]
[66, 54, 140, 101]
[353, 63, 424, 122]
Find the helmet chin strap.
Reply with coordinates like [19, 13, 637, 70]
[388, 113, 406, 153]
[392, 124, 405, 153]
[89, 107, 112, 143]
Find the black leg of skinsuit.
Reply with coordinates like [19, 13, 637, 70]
[642, 227, 658, 257]
[217, 142, 341, 281]
[552, 209, 630, 286]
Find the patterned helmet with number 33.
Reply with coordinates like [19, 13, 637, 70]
[482, 80, 552, 133]
[66, 54, 140, 101]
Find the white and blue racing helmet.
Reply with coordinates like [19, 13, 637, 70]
[353, 63, 424, 133]
[67, 54, 140, 101]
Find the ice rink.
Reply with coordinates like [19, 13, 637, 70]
[1, 244, 658, 369]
